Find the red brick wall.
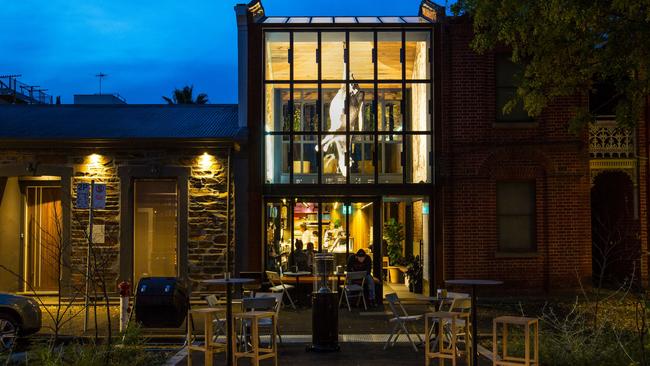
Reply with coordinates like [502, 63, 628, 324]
[440, 19, 593, 291]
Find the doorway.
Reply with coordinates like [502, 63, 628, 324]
[23, 184, 62, 292]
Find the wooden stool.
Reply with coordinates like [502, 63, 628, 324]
[425, 311, 471, 366]
[187, 308, 226, 366]
[492, 316, 539, 366]
[233, 311, 278, 366]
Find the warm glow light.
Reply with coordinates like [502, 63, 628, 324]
[198, 152, 214, 170]
[88, 154, 102, 166]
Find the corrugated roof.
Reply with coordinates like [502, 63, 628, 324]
[0, 104, 241, 140]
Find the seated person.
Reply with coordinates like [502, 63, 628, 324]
[305, 242, 315, 270]
[346, 249, 375, 306]
[288, 240, 310, 272]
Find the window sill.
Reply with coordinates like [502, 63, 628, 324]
[494, 251, 540, 258]
[493, 122, 538, 129]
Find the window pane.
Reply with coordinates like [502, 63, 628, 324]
[322, 84, 346, 132]
[497, 182, 535, 215]
[265, 135, 290, 184]
[265, 84, 290, 132]
[265, 32, 290, 80]
[407, 134, 431, 183]
[405, 32, 430, 80]
[349, 201, 374, 257]
[406, 83, 431, 131]
[266, 202, 289, 272]
[292, 201, 319, 271]
[349, 32, 374, 80]
[294, 32, 318, 80]
[378, 134, 403, 183]
[322, 32, 345, 80]
[496, 54, 531, 122]
[378, 85, 403, 132]
[349, 83, 374, 132]
[292, 135, 318, 184]
[351, 135, 375, 184]
[498, 216, 534, 251]
[322, 201, 349, 270]
[293, 87, 318, 132]
[134, 180, 178, 286]
[377, 32, 402, 80]
[496, 87, 530, 122]
[497, 182, 535, 252]
[322, 134, 347, 184]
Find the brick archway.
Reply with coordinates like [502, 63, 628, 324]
[591, 170, 639, 287]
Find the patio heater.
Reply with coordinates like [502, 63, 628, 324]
[308, 253, 340, 352]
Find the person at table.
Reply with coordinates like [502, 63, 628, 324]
[288, 240, 310, 272]
[305, 242, 315, 269]
[346, 249, 375, 307]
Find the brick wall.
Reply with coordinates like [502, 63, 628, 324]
[440, 19, 593, 291]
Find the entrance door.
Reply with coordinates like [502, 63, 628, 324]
[265, 198, 377, 276]
[24, 185, 62, 292]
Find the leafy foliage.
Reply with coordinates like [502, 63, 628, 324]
[383, 218, 405, 265]
[452, 0, 650, 130]
[21, 324, 167, 366]
[162, 85, 209, 104]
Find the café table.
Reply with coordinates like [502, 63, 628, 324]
[445, 279, 503, 366]
[282, 271, 311, 305]
[203, 277, 254, 366]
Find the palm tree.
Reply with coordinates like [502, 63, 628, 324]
[162, 85, 208, 104]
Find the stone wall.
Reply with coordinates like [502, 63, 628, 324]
[0, 146, 234, 295]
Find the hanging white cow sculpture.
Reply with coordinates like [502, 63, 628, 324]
[316, 62, 365, 177]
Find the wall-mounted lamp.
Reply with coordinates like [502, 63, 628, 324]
[198, 152, 214, 170]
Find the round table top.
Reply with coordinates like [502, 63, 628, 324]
[445, 279, 503, 286]
[203, 278, 255, 285]
[283, 271, 311, 276]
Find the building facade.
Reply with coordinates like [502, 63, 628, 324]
[0, 105, 241, 295]
[0, 1, 647, 299]
[236, 0, 650, 293]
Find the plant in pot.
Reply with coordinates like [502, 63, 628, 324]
[405, 255, 423, 293]
[383, 218, 405, 284]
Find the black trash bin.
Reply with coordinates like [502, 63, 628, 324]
[135, 277, 188, 328]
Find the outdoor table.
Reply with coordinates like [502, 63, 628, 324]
[421, 296, 454, 311]
[445, 279, 503, 366]
[203, 277, 254, 366]
[283, 271, 311, 305]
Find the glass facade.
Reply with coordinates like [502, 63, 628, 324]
[265, 199, 374, 273]
[264, 30, 432, 185]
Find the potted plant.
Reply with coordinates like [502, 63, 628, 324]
[383, 218, 405, 283]
[405, 256, 423, 293]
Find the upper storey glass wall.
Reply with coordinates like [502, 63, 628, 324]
[264, 30, 432, 185]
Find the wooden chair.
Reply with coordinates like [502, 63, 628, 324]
[187, 307, 226, 366]
[254, 292, 284, 344]
[425, 311, 471, 366]
[233, 311, 278, 366]
[493, 316, 539, 366]
[205, 295, 227, 343]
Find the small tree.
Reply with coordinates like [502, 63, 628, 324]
[162, 85, 208, 105]
[383, 218, 404, 266]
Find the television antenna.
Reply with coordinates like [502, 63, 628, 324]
[95, 72, 107, 95]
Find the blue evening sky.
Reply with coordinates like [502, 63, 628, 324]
[1, 1, 447, 104]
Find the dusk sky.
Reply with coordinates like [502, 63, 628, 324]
[1, 0, 440, 104]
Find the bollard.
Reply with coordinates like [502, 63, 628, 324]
[118, 281, 131, 332]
